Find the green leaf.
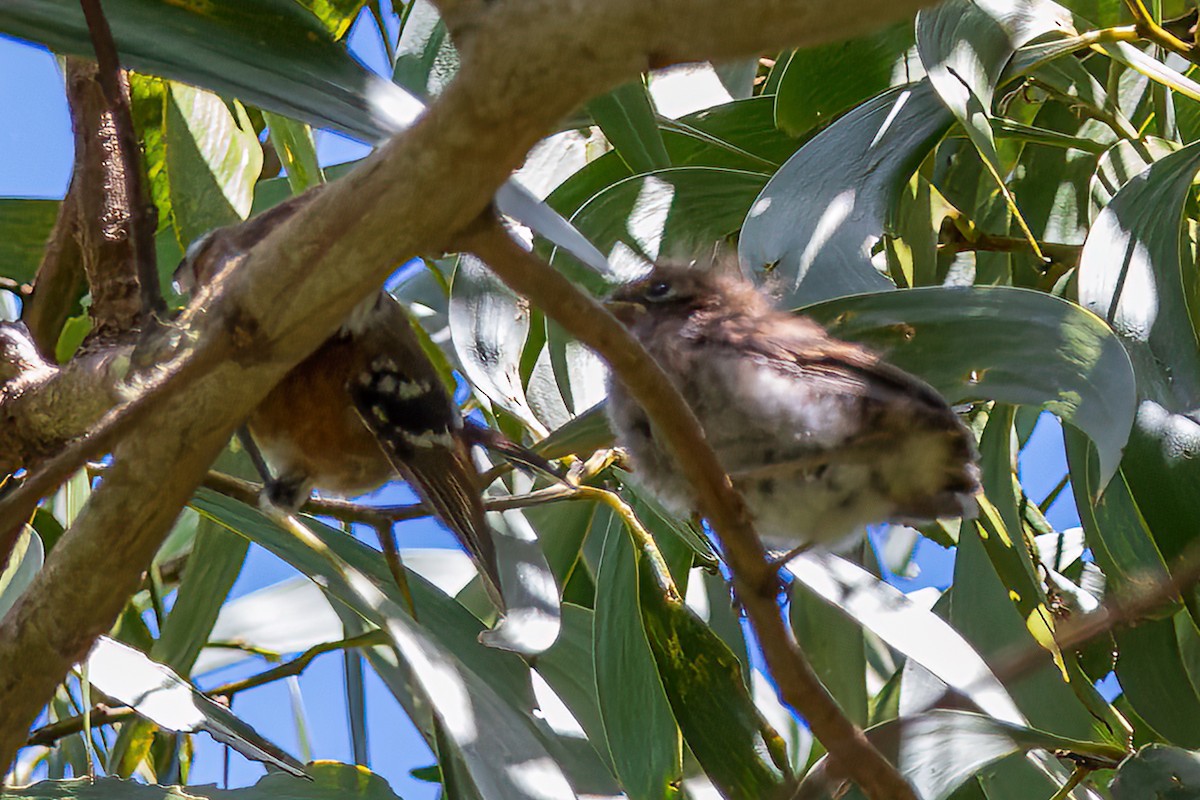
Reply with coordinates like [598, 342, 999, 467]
[1064, 429, 1200, 746]
[804, 285, 1136, 484]
[190, 490, 576, 799]
[264, 112, 324, 193]
[0, 526, 42, 619]
[915, 0, 1074, 246]
[739, 82, 951, 306]
[193, 577, 344, 676]
[533, 604, 619, 776]
[594, 509, 681, 800]
[1115, 620, 1200, 748]
[84, 637, 307, 777]
[786, 552, 1023, 724]
[640, 572, 790, 798]
[4, 763, 406, 799]
[587, 81, 671, 173]
[0, 199, 59, 285]
[798, 710, 1125, 800]
[774, 19, 917, 137]
[557, 167, 767, 285]
[476, 509, 562, 656]
[953, 525, 1111, 743]
[1077, 140, 1200, 565]
[164, 84, 263, 248]
[0, 0, 418, 141]
[1110, 744, 1200, 799]
[450, 254, 544, 435]
[154, 520, 247, 675]
[790, 577, 869, 728]
[393, 0, 458, 99]
[296, 0, 368, 40]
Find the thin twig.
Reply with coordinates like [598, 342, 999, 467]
[990, 538, 1200, 686]
[196, 468, 579, 527]
[939, 234, 1082, 268]
[207, 631, 389, 698]
[461, 217, 918, 800]
[25, 705, 134, 748]
[1122, 0, 1200, 66]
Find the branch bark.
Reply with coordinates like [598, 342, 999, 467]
[0, 0, 936, 777]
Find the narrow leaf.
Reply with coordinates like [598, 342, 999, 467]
[739, 82, 951, 306]
[84, 637, 308, 778]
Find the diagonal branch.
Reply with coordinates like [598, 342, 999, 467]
[461, 219, 917, 800]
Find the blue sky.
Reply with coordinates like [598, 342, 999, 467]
[2, 8, 1088, 795]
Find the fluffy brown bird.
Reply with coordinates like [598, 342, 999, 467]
[177, 188, 504, 609]
[605, 263, 980, 547]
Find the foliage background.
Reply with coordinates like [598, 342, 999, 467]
[2, 0, 1200, 796]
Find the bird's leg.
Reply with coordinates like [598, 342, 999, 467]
[236, 426, 273, 485]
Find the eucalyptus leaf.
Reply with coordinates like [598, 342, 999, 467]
[560, 167, 767, 283]
[0, 526, 43, 619]
[0, 0, 422, 140]
[594, 509, 681, 800]
[587, 81, 671, 173]
[774, 19, 918, 137]
[477, 509, 562, 656]
[0, 199, 59, 285]
[393, 0, 457, 99]
[1077, 141, 1200, 562]
[803, 286, 1136, 484]
[915, 0, 1074, 216]
[1110, 744, 1200, 799]
[450, 254, 544, 435]
[192, 577, 344, 676]
[797, 710, 1124, 800]
[189, 491, 575, 799]
[83, 637, 308, 778]
[164, 84, 263, 248]
[786, 552, 1023, 725]
[739, 82, 951, 306]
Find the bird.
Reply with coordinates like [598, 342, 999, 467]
[604, 262, 980, 549]
[176, 187, 505, 609]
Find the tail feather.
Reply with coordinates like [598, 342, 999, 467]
[399, 448, 506, 611]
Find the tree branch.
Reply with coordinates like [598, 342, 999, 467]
[461, 219, 917, 800]
[78, 0, 162, 321]
[0, 0, 937, 774]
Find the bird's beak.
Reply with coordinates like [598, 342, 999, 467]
[604, 299, 644, 326]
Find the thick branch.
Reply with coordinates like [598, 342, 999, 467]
[0, 323, 123, 476]
[65, 56, 156, 343]
[0, 0, 937, 774]
[463, 220, 916, 800]
[79, 0, 162, 319]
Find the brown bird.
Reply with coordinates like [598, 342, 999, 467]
[605, 263, 980, 547]
[177, 188, 504, 609]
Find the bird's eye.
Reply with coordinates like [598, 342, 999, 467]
[643, 281, 675, 302]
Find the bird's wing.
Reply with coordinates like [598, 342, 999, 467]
[348, 303, 505, 612]
[723, 312, 954, 414]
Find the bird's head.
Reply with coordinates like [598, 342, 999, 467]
[605, 263, 770, 330]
